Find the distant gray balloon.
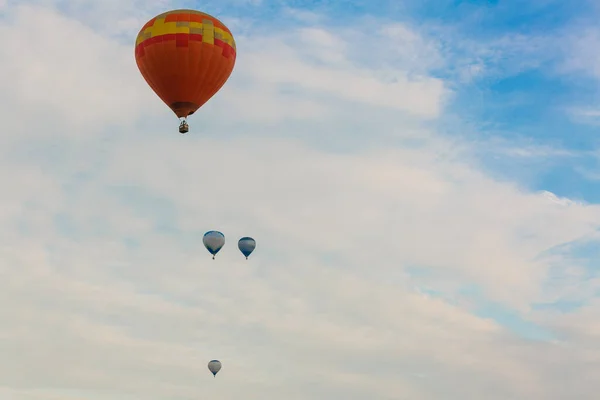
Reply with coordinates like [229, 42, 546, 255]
[238, 237, 256, 259]
[208, 360, 222, 377]
[203, 231, 225, 259]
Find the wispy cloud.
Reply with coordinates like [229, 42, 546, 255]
[567, 106, 600, 126]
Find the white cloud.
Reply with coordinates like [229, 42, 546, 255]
[0, 5, 162, 133]
[560, 26, 600, 79]
[1, 2, 600, 400]
[228, 27, 448, 119]
[566, 106, 600, 126]
[281, 7, 324, 24]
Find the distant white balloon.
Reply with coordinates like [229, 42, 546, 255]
[203, 231, 225, 259]
[208, 359, 222, 377]
[238, 237, 256, 259]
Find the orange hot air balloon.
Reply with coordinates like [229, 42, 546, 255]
[134, 9, 237, 134]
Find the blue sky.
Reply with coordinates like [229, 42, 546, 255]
[1, 0, 600, 399]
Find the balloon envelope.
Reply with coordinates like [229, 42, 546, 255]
[203, 231, 225, 258]
[238, 237, 256, 259]
[208, 360, 222, 376]
[134, 9, 236, 119]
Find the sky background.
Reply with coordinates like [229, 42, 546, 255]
[1, 0, 600, 399]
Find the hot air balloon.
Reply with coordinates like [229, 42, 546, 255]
[203, 231, 225, 259]
[208, 360, 222, 377]
[238, 237, 256, 259]
[134, 9, 237, 134]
